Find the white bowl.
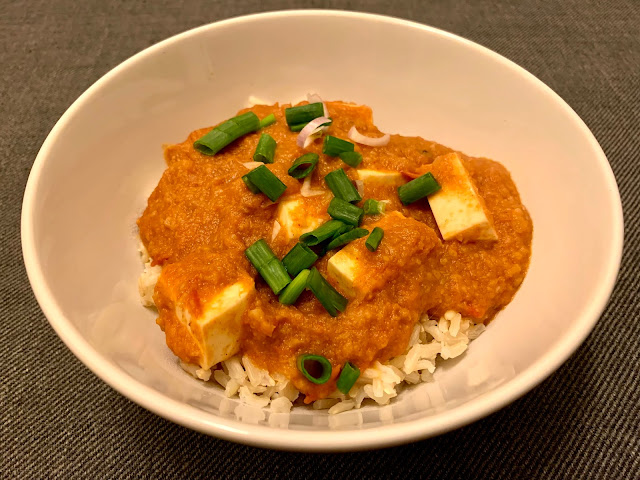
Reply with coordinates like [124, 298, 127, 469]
[21, 10, 623, 451]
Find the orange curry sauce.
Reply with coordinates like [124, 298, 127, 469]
[137, 101, 533, 401]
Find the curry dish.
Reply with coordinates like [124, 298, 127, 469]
[137, 100, 532, 406]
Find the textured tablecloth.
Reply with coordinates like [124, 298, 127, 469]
[2, 0, 638, 478]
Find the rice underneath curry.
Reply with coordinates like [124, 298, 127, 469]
[136, 98, 532, 413]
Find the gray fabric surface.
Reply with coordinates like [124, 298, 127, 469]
[1, 0, 638, 477]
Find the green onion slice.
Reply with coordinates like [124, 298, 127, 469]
[297, 354, 332, 385]
[337, 362, 360, 394]
[318, 223, 354, 256]
[288, 153, 319, 179]
[245, 239, 291, 294]
[282, 243, 318, 277]
[323, 135, 355, 157]
[324, 168, 361, 203]
[244, 239, 274, 269]
[259, 113, 276, 129]
[253, 133, 277, 164]
[307, 267, 348, 317]
[193, 111, 260, 155]
[332, 222, 354, 239]
[300, 220, 347, 246]
[241, 175, 260, 194]
[289, 118, 332, 132]
[285, 103, 324, 130]
[289, 123, 307, 133]
[326, 228, 369, 251]
[260, 258, 292, 295]
[397, 172, 441, 205]
[365, 227, 384, 252]
[279, 269, 310, 305]
[327, 197, 364, 226]
[243, 165, 287, 202]
[338, 151, 363, 168]
[363, 198, 386, 215]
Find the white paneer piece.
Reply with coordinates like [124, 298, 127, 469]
[326, 213, 408, 297]
[356, 169, 406, 186]
[276, 194, 326, 241]
[176, 278, 254, 370]
[327, 213, 406, 297]
[427, 153, 498, 242]
[327, 211, 439, 297]
[326, 248, 360, 297]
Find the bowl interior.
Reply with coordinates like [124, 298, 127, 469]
[22, 11, 622, 450]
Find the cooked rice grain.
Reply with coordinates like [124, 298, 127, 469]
[139, 245, 484, 414]
[178, 309, 483, 414]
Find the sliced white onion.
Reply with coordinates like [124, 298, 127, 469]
[242, 161, 263, 170]
[307, 92, 329, 118]
[300, 175, 324, 197]
[348, 125, 390, 147]
[297, 116, 331, 149]
[271, 220, 281, 241]
[355, 180, 364, 197]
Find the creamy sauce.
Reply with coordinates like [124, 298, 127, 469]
[138, 101, 533, 401]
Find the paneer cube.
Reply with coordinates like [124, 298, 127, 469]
[427, 153, 498, 242]
[356, 169, 406, 186]
[327, 212, 439, 297]
[154, 252, 255, 370]
[185, 279, 254, 369]
[326, 248, 360, 297]
[276, 194, 328, 241]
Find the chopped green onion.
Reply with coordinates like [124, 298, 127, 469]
[260, 258, 292, 294]
[253, 133, 277, 164]
[279, 269, 311, 305]
[243, 165, 287, 202]
[282, 243, 318, 276]
[259, 113, 276, 129]
[300, 220, 347, 246]
[285, 103, 324, 130]
[289, 118, 332, 132]
[318, 223, 354, 256]
[193, 111, 260, 155]
[338, 151, 363, 167]
[323, 135, 355, 157]
[337, 362, 360, 394]
[397, 172, 441, 205]
[307, 267, 348, 317]
[363, 198, 386, 215]
[288, 153, 319, 179]
[244, 239, 274, 270]
[365, 227, 384, 252]
[332, 222, 354, 239]
[245, 239, 291, 294]
[324, 168, 361, 203]
[241, 175, 260, 194]
[297, 354, 332, 385]
[326, 228, 369, 251]
[289, 123, 306, 132]
[327, 197, 364, 226]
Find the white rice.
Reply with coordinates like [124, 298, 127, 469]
[138, 245, 485, 414]
[177, 312, 484, 415]
[137, 241, 162, 307]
